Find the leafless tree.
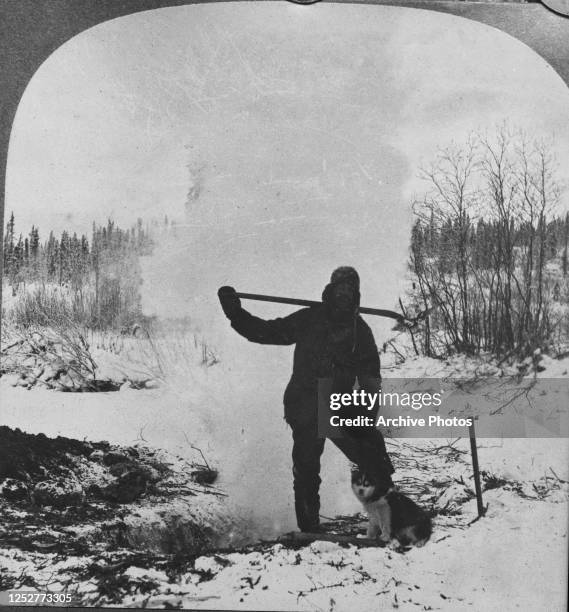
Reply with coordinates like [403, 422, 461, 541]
[409, 126, 565, 359]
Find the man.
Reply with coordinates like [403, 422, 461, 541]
[218, 266, 395, 532]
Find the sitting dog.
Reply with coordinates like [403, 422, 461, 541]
[351, 468, 432, 547]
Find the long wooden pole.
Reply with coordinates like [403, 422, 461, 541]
[235, 292, 406, 323]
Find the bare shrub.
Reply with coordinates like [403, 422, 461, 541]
[409, 126, 567, 359]
[7, 281, 143, 331]
[92, 319, 219, 384]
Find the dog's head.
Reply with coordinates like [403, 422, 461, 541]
[351, 468, 377, 503]
[351, 467, 394, 502]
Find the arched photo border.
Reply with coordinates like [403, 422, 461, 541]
[1, 0, 568, 341]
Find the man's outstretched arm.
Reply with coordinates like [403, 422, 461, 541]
[218, 286, 305, 345]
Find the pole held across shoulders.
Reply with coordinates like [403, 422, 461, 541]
[234, 291, 424, 326]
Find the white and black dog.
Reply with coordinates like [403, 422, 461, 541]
[351, 468, 432, 547]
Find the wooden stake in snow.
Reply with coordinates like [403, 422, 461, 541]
[469, 418, 485, 518]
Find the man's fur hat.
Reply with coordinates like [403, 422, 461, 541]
[330, 266, 360, 288]
[323, 266, 361, 322]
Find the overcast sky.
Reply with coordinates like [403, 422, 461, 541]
[6, 2, 569, 323]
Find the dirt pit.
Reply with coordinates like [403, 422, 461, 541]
[0, 426, 244, 562]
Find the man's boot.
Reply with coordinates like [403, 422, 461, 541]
[295, 495, 321, 533]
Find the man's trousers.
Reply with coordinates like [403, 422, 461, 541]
[289, 421, 395, 532]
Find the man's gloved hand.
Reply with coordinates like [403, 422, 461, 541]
[218, 286, 241, 320]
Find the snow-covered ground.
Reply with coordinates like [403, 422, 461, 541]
[1, 433, 566, 610]
[1, 327, 568, 609]
[119, 486, 567, 611]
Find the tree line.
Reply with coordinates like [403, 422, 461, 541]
[412, 214, 569, 279]
[3, 214, 153, 286]
[2, 215, 155, 329]
[408, 128, 568, 359]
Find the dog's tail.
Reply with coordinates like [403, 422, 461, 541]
[413, 532, 430, 548]
[397, 517, 432, 548]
